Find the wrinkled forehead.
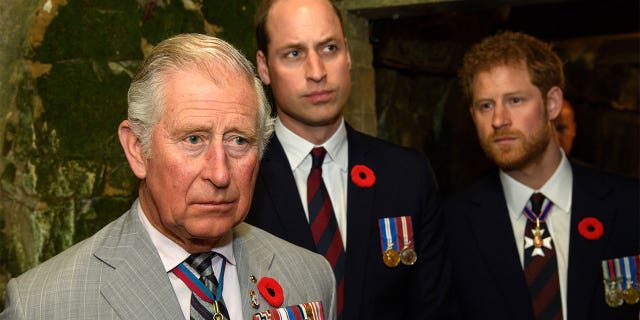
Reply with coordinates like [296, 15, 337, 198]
[158, 67, 258, 115]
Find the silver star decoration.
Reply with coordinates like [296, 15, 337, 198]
[524, 228, 553, 257]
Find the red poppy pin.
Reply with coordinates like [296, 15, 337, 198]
[351, 164, 376, 188]
[257, 277, 284, 307]
[578, 217, 604, 240]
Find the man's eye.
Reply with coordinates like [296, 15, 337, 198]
[233, 136, 247, 145]
[324, 44, 337, 53]
[511, 97, 521, 103]
[478, 102, 493, 111]
[186, 135, 201, 144]
[286, 50, 300, 58]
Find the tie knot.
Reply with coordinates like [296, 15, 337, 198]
[185, 252, 216, 277]
[530, 193, 546, 215]
[310, 147, 327, 168]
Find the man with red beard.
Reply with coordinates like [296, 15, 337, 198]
[444, 31, 639, 320]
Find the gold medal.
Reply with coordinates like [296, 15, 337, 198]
[604, 280, 624, 308]
[400, 247, 417, 265]
[533, 230, 543, 248]
[250, 289, 260, 309]
[213, 300, 225, 320]
[303, 303, 314, 318]
[605, 290, 624, 308]
[622, 286, 640, 305]
[383, 248, 400, 267]
[533, 218, 543, 248]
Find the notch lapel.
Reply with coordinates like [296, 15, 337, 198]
[234, 224, 276, 317]
[566, 163, 613, 320]
[343, 126, 375, 320]
[466, 175, 534, 318]
[95, 202, 183, 319]
[260, 136, 316, 250]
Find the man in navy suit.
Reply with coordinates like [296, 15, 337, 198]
[245, 0, 450, 319]
[445, 31, 639, 319]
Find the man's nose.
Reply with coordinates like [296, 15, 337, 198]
[305, 51, 327, 82]
[492, 103, 511, 129]
[202, 144, 231, 188]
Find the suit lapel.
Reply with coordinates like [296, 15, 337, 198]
[466, 174, 534, 318]
[566, 162, 612, 320]
[261, 136, 316, 250]
[234, 223, 276, 317]
[343, 126, 375, 320]
[95, 201, 183, 319]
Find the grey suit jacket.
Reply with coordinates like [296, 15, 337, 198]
[0, 199, 336, 319]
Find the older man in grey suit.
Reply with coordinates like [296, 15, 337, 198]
[1, 34, 336, 320]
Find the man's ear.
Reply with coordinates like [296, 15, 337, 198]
[256, 50, 271, 85]
[546, 86, 563, 121]
[345, 38, 352, 70]
[118, 120, 147, 179]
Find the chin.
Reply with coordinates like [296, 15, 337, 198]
[189, 217, 238, 236]
[493, 154, 529, 171]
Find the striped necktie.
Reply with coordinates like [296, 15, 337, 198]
[523, 193, 563, 320]
[307, 147, 345, 319]
[185, 252, 230, 320]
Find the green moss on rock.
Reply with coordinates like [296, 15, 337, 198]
[73, 196, 134, 243]
[35, 60, 129, 159]
[1, 163, 17, 188]
[33, 159, 104, 198]
[103, 160, 139, 197]
[32, 1, 142, 62]
[201, 0, 258, 62]
[2, 122, 16, 157]
[141, 0, 205, 45]
[36, 200, 76, 261]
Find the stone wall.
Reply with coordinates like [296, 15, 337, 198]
[0, 0, 270, 308]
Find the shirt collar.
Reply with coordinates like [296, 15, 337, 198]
[500, 150, 573, 220]
[275, 116, 347, 171]
[137, 201, 236, 272]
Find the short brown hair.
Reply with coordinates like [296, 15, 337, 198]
[255, 0, 344, 56]
[458, 31, 565, 103]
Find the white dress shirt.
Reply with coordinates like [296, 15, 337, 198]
[275, 117, 349, 248]
[500, 150, 573, 320]
[137, 203, 243, 320]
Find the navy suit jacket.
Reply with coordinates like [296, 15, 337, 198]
[246, 124, 450, 319]
[444, 160, 639, 320]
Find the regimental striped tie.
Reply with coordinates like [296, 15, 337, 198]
[185, 252, 230, 320]
[523, 193, 563, 320]
[307, 147, 345, 320]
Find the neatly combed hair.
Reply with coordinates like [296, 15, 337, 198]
[458, 31, 565, 103]
[255, 0, 344, 56]
[127, 33, 274, 158]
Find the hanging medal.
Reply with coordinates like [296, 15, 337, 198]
[621, 256, 640, 305]
[523, 199, 554, 257]
[602, 258, 624, 307]
[379, 217, 400, 267]
[173, 257, 228, 319]
[399, 216, 417, 265]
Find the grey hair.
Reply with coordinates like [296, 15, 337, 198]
[127, 33, 274, 158]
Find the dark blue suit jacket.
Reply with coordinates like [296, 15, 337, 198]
[444, 160, 639, 320]
[246, 124, 450, 319]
